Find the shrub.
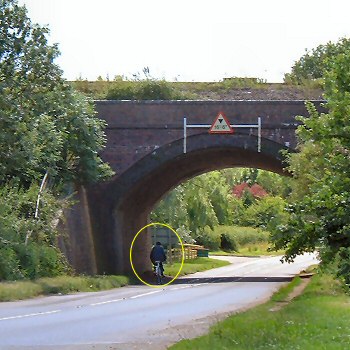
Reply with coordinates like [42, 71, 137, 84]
[105, 82, 136, 99]
[195, 226, 221, 250]
[211, 226, 270, 251]
[220, 232, 238, 252]
[242, 196, 289, 231]
[105, 79, 187, 100]
[0, 246, 22, 281]
[14, 243, 68, 280]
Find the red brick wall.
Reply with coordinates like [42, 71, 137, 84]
[95, 100, 324, 177]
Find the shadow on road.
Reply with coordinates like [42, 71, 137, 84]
[134, 272, 294, 286]
[172, 276, 294, 284]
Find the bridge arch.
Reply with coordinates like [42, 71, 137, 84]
[88, 132, 291, 275]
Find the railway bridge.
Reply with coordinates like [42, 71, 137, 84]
[59, 99, 324, 275]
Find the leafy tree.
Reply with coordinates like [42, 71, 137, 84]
[284, 37, 350, 84]
[242, 196, 289, 232]
[151, 171, 234, 241]
[240, 168, 259, 185]
[0, 0, 113, 188]
[201, 171, 234, 225]
[150, 186, 189, 230]
[182, 175, 219, 236]
[272, 48, 350, 284]
[152, 169, 289, 246]
[0, 0, 113, 280]
[256, 171, 292, 198]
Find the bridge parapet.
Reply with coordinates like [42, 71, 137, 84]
[95, 99, 325, 177]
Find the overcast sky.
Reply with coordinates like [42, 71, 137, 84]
[18, 0, 350, 82]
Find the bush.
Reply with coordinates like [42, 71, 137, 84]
[0, 246, 22, 281]
[105, 79, 187, 100]
[105, 82, 136, 99]
[14, 243, 68, 280]
[0, 184, 70, 281]
[195, 226, 221, 250]
[220, 232, 238, 251]
[242, 196, 289, 231]
[211, 226, 270, 252]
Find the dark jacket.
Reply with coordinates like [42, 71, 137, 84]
[150, 245, 166, 264]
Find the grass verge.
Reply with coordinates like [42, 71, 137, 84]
[165, 257, 230, 277]
[0, 257, 229, 301]
[0, 275, 130, 302]
[211, 242, 285, 257]
[170, 273, 350, 349]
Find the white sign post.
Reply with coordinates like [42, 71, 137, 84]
[183, 114, 261, 154]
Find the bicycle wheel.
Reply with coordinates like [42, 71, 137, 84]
[155, 262, 162, 285]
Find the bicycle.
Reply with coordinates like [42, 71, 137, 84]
[154, 261, 163, 285]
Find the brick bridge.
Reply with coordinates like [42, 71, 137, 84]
[60, 99, 324, 275]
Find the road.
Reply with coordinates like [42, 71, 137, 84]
[0, 254, 318, 350]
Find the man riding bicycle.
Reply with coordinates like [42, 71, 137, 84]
[150, 241, 167, 277]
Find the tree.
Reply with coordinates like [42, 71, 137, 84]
[151, 171, 235, 242]
[0, 0, 113, 280]
[150, 186, 189, 230]
[272, 48, 350, 284]
[284, 37, 350, 84]
[0, 0, 113, 188]
[242, 196, 289, 232]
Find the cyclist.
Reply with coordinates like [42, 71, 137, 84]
[150, 241, 166, 277]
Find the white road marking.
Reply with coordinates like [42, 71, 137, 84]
[130, 290, 162, 299]
[90, 298, 124, 306]
[0, 309, 61, 321]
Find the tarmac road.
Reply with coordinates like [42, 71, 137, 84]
[0, 253, 318, 350]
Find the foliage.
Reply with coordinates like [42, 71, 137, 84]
[242, 196, 289, 231]
[104, 68, 189, 100]
[0, 184, 69, 280]
[212, 225, 270, 252]
[151, 169, 291, 247]
[72, 76, 281, 100]
[152, 171, 236, 243]
[219, 225, 270, 247]
[222, 168, 292, 199]
[195, 226, 221, 251]
[176, 225, 195, 244]
[0, 0, 114, 281]
[150, 186, 189, 230]
[0, 0, 113, 187]
[284, 37, 350, 84]
[271, 46, 350, 285]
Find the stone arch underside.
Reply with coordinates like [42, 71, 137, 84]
[87, 132, 291, 275]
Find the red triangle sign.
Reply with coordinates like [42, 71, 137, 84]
[209, 112, 234, 134]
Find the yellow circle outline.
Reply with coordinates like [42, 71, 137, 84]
[130, 222, 185, 288]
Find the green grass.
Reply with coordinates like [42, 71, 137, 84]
[270, 276, 302, 302]
[0, 275, 130, 302]
[165, 257, 230, 277]
[0, 258, 228, 301]
[170, 273, 350, 349]
[0, 280, 44, 301]
[211, 242, 285, 257]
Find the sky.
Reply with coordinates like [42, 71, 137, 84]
[18, 0, 350, 82]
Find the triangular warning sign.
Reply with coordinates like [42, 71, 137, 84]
[209, 112, 234, 134]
